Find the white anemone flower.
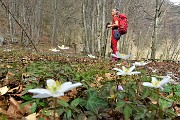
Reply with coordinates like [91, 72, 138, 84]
[113, 66, 141, 76]
[28, 79, 82, 98]
[142, 77, 171, 90]
[133, 61, 149, 66]
[49, 48, 60, 52]
[87, 54, 96, 58]
[111, 52, 132, 60]
[58, 45, 69, 50]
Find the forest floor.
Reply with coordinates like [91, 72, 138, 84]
[0, 43, 180, 120]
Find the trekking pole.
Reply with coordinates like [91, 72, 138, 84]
[104, 23, 110, 58]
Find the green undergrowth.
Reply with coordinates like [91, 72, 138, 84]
[0, 51, 179, 120]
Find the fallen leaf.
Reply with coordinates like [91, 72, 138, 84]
[0, 108, 22, 119]
[0, 86, 9, 95]
[59, 96, 70, 102]
[8, 84, 23, 93]
[174, 106, 180, 116]
[8, 97, 25, 115]
[24, 113, 37, 120]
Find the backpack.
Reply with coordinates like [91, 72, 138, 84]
[118, 14, 128, 35]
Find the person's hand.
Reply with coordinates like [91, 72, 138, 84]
[107, 25, 111, 28]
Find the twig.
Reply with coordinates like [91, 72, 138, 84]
[0, 0, 38, 52]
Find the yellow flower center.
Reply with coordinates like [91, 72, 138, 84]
[121, 54, 125, 56]
[47, 81, 61, 93]
[152, 80, 160, 87]
[124, 68, 129, 73]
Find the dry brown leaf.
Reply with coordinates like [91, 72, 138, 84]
[149, 98, 157, 104]
[0, 108, 22, 119]
[0, 86, 8, 95]
[105, 73, 111, 79]
[8, 84, 23, 93]
[8, 97, 25, 115]
[22, 73, 30, 78]
[24, 113, 37, 120]
[96, 76, 103, 82]
[174, 106, 180, 116]
[105, 73, 115, 80]
[6, 65, 13, 68]
[89, 83, 96, 87]
[7, 71, 15, 77]
[59, 95, 70, 102]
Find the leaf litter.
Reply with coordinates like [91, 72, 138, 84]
[0, 51, 179, 119]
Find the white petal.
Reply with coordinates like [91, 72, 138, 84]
[160, 77, 171, 86]
[134, 62, 143, 66]
[111, 54, 117, 58]
[122, 66, 127, 71]
[117, 72, 124, 76]
[151, 77, 157, 83]
[32, 93, 51, 98]
[60, 82, 82, 93]
[113, 68, 123, 72]
[128, 66, 135, 73]
[116, 52, 121, 58]
[120, 55, 132, 59]
[46, 79, 56, 88]
[130, 71, 141, 75]
[133, 62, 139, 66]
[142, 82, 154, 87]
[28, 89, 51, 95]
[159, 86, 164, 90]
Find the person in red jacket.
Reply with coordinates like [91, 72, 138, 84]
[107, 8, 121, 61]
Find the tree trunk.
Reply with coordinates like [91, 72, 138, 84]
[82, 0, 90, 53]
[151, 0, 165, 59]
[8, 0, 15, 43]
[51, 0, 58, 46]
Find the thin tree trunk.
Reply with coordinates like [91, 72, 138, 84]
[82, 0, 90, 53]
[8, 0, 15, 43]
[51, 0, 58, 46]
[102, 0, 107, 58]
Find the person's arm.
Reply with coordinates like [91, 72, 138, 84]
[108, 20, 118, 28]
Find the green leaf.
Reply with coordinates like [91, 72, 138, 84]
[87, 116, 97, 120]
[79, 98, 86, 106]
[71, 98, 80, 107]
[123, 105, 132, 120]
[58, 99, 69, 107]
[38, 101, 48, 107]
[141, 89, 150, 99]
[38, 118, 44, 120]
[66, 110, 72, 119]
[21, 95, 32, 101]
[164, 108, 177, 117]
[174, 85, 180, 92]
[174, 92, 180, 97]
[129, 88, 135, 97]
[31, 102, 37, 113]
[134, 112, 145, 120]
[42, 110, 50, 116]
[162, 85, 172, 93]
[20, 101, 32, 108]
[115, 101, 126, 110]
[77, 113, 86, 120]
[85, 91, 108, 113]
[159, 98, 173, 109]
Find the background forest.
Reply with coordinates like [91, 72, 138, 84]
[0, 0, 180, 60]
